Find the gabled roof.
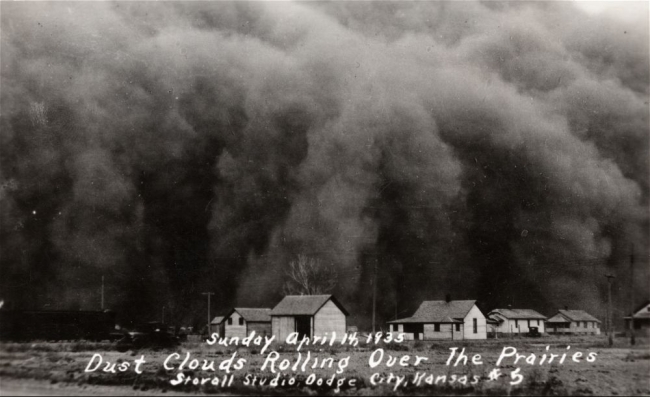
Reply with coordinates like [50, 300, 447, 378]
[226, 308, 272, 322]
[489, 308, 547, 320]
[388, 300, 478, 324]
[548, 310, 601, 323]
[270, 295, 349, 316]
[546, 313, 570, 323]
[211, 316, 224, 325]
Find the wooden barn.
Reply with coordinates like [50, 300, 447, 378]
[487, 308, 547, 335]
[388, 299, 487, 340]
[222, 308, 272, 338]
[546, 309, 601, 335]
[270, 295, 348, 341]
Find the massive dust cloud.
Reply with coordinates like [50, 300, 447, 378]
[0, 1, 647, 327]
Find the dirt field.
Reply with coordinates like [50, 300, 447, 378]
[1, 335, 649, 395]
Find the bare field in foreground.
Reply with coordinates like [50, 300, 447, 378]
[1, 336, 649, 395]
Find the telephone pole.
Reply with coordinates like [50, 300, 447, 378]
[202, 292, 214, 335]
[630, 245, 635, 345]
[372, 260, 377, 334]
[101, 275, 105, 310]
[605, 274, 615, 347]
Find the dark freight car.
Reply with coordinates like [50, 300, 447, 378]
[0, 310, 117, 341]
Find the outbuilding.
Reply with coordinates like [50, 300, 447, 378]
[222, 308, 272, 338]
[210, 316, 224, 336]
[270, 295, 348, 341]
[388, 299, 487, 340]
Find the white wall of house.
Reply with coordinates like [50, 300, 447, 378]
[389, 323, 422, 341]
[424, 323, 458, 340]
[546, 320, 600, 335]
[493, 316, 545, 334]
[313, 300, 346, 340]
[224, 311, 246, 339]
[463, 305, 487, 340]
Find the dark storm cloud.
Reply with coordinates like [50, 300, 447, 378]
[0, 1, 647, 325]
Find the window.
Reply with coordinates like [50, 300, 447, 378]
[473, 318, 477, 334]
[392, 324, 398, 332]
[515, 320, 518, 328]
[456, 323, 461, 332]
[228, 318, 233, 325]
[239, 318, 244, 326]
[527, 320, 531, 328]
[434, 323, 440, 332]
[536, 320, 539, 326]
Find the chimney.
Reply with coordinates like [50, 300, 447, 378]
[445, 294, 451, 303]
[564, 305, 568, 310]
[508, 304, 512, 309]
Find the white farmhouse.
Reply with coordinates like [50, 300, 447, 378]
[388, 299, 487, 340]
[546, 309, 601, 335]
[487, 308, 547, 335]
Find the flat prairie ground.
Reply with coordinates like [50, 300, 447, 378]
[1, 335, 649, 395]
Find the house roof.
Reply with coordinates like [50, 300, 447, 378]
[388, 315, 462, 324]
[624, 301, 650, 320]
[414, 300, 478, 320]
[270, 295, 349, 316]
[227, 308, 272, 322]
[388, 300, 477, 324]
[546, 313, 570, 323]
[211, 316, 224, 325]
[547, 310, 601, 323]
[489, 309, 547, 320]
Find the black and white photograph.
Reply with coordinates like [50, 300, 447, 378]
[0, 0, 648, 395]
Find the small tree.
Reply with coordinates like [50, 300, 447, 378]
[283, 255, 338, 295]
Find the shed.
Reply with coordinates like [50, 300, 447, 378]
[270, 295, 348, 341]
[388, 300, 486, 340]
[488, 308, 547, 335]
[210, 316, 224, 336]
[223, 308, 272, 338]
[546, 309, 601, 335]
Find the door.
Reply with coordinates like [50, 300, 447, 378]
[296, 316, 311, 339]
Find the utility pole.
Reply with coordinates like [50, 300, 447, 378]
[372, 260, 377, 334]
[101, 275, 105, 310]
[630, 245, 635, 345]
[202, 292, 214, 335]
[605, 274, 615, 347]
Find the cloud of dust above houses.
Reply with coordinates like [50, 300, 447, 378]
[0, 1, 647, 324]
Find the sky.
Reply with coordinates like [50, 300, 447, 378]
[0, 1, 648, 328]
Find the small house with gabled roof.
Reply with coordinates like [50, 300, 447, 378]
[223, 308, 272, 338]
[488, 308, 547, 335]
[387, 299, 486, 340]
[270, 295, 348, 341]
[546, 309, 601, 335]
